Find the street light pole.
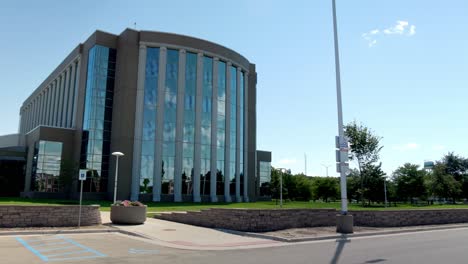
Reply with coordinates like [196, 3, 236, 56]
[384, 177, 388, 208]
[332, 0, 348, 215]
[112, 152, 124, 204]
[277, 168, 288, 208]
[332, 0, 353, 233]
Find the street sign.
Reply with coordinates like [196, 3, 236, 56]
[336, 162, 349, 174]
[79, 169, 87, 181]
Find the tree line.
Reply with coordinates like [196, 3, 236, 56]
[268, 121, 468, 205]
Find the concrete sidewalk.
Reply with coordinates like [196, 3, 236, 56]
[100, 211, 283, 251]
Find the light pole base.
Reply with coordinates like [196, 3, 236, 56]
[336, 214, 354, 234]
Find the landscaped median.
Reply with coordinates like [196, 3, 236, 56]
[0, 205, 101, 227]
[153, 208, 468, 232]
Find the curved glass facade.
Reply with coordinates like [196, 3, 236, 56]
[80, 45, 116, 192]
[139, 47, 159, 194]
[137, 46, 248, 201]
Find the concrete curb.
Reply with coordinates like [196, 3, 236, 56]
[221, 224, 468, 243]
[0, 228, 120, 237]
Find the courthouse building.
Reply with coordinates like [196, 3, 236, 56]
[0, 29, 271, 201]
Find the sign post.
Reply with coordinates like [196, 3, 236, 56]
[78, 169, 87, 228]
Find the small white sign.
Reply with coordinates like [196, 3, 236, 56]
[79, 169, 87, 181]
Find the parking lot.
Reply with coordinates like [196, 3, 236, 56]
[0, 233, 196, 264]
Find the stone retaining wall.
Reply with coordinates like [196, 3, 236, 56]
[155, 208, 336, 232]
[154, 208, 468, 232]
[0, 205, 101, 227]
[352, 209, 468, 227]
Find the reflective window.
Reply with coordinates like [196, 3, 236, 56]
[216, 61, 226, 195]
[259, 162, 272, 196]
[140, 47, 160, 193]
[161, 49, 179, 194]
[80, 45, 116, 192]
[239, 72, 245, 195]
[182, 52, 197, 195]
[201, 56, 213, 196]
[31, 141, 63, 192]
[229, 66, 237, 195]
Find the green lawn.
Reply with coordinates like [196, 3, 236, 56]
[2, 197, 468, 213]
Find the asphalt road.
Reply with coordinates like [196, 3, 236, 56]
[3, 227, 468, 264]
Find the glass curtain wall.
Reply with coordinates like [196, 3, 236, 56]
[229, 66, 237, 195]
[161, 49, 179, 195]
[80, 45, 116, 192]
[259, 162, 271, 196]
[201, 56, 213, 196]
[182, 52, 197, 195]
[31, 141, 63, 192]
[239, 72, 245, 195]
[216, 61, 226, 195]
[139, 48, 160, 194]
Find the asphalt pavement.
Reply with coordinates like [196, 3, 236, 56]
[3, 227, 468, 263]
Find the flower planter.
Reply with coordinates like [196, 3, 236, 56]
[110, 205, 147, 225]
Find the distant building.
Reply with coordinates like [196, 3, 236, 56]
[0, 28, 271, 202]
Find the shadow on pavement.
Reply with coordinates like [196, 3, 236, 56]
[330, 234, 351, 264]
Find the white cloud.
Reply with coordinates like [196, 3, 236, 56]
[392, 143, 420, 151]
[362, 20, 416, 47]
[383, 20, 409, 35]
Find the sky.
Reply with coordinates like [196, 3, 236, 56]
[0, 0, 467, 177]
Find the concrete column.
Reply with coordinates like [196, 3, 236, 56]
[193, 52, 203, 202]
[131, 45, 147, 201]
[36, 95, 42, 127]
[72, 59, 81, 128]
[44, 87, 50, 126]
[174, 49, 186, 202]
[24, 106, 29, 132]
[153, 47, 167, 202]
[62, 68, 71, 127]
[26, 104, 31, 132]
[210, 58, 219, 202]
[57, 74, 64, 127]
[48, 85, 54, 126]
[67, 63, 76, 128]
[51, 80, 58, 126]
[42, 89, 47, 125]
[243, 73, 249, 202]
[236, 67, 241, 202]
[224, 62, 232, 202]
[32, 99, 37, 129]
[20, 109, 25, 133]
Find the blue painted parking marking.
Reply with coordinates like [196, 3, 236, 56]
[15, 235, 107, 262]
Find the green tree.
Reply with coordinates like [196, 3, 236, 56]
[344, 121, 384, 204]
[426, 162, 461, 203]
[311, 177, 339, 202]
[360, 163, 387, 204]
[392, 163, 427, 201]
[344, 121, 383, 173]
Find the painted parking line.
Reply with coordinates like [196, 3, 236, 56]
[15, 235, 106, 262]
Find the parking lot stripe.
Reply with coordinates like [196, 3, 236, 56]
[15, 237, 49, 262]
[15, 235, 107, 262]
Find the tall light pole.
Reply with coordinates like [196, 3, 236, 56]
[277, 168, 288, 208]
[332, 0, 353, 233]
[112, 151, 124, 204]
[321, 164, 331, 177]
[384, 177, 388, 208]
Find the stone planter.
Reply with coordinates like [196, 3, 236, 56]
[110, 205, 147, 225]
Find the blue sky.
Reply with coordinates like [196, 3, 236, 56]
[0, 0, 467, 176]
